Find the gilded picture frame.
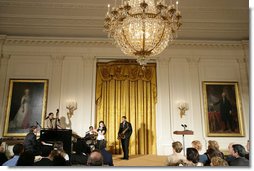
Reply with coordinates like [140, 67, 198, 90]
[3, 79, 48, 137]
[202, 81, 244, 137]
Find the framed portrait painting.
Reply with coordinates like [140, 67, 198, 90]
[202, 81, 244, 137]
[3, 79, 48, 137]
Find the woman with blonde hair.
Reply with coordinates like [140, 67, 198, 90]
[191, 140, 208, 164]
[166, 141, 186, 166]
[210, 156, 228, 166]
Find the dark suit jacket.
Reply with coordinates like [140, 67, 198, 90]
[34, 158, 53, 166]
[229, 157, 249, 166]
[118, 121, 132, 139]
[101, 148, 113, 166]
[23, 132, 40, 155]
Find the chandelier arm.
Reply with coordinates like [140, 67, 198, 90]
[148, 24, 167, 53]
[142, 19, 145, 54]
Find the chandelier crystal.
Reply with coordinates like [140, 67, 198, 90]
[104, 0, 182, 65]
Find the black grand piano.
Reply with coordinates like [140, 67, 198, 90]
[40, 129, 72, 155]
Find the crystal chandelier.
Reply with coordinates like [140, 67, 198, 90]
[104, 0, 182, 65]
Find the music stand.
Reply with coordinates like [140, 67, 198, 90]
[173, 130, 194, 156]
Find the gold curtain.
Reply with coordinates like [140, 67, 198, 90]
[95, 61, 157, 155]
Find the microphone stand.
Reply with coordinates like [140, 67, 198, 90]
[181, 124, 187, 156]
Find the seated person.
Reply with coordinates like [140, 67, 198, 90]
[191, 140, 208, 164]
[179, 148, 203, 166]
[87, 150, 104, 166]
[0, 140, 8, 166]
[2, 143, 24, 166]
[16, 151, 35, 166]
[98, 140, 113, 166]
[70, 138, 89, 165]
[166, 141, 186, 166]
[53, 141, 69, 161]
[210, 156, 229, 166]
[229, 144, 249, 166]
[34, 145, 54, 166]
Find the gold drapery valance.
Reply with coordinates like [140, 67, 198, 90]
[95, 61, 157, 155]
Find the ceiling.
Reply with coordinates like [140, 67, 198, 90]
[0, 0, 249, 41]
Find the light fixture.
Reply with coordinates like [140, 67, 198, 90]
[104, 0, 182, 66]
[177, 101, 189, 118]
[66, 100, 77, 118]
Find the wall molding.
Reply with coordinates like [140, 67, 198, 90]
[1, 35, 248, 49]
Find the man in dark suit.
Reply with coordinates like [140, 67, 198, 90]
[118, 116, 132, 160]
[229, 144, 249, 166]
[214, 92, 234, 131]
[23, 125, 41, 156]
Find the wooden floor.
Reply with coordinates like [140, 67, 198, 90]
[113, 154, 167, 166]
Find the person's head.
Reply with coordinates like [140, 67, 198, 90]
[208, 140, 220, 151]
[29, 125, 38, 134]
[172, 141, 183, 153]
[210, 156, 229, 166]
[232, 144, 246, 158]
[53, 141, 64, 152]
[16, 151, 35, 166]
[186, 148, 199, 164]
[228, 142, 235, 155]
[24, 89, 30, 95]
[89, 126, 94, 131]
[206, 148, 223, 160]
[191, 140, 202, 151]
[48, 112, 54, 119]
[13, 143, 24, 156]
[41, 145, 53, 157]
[122, 116, 127, 123]
[87, 150, 104, 166]
[99, 121, 105, 128]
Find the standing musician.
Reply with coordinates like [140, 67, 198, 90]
[44, 109, 61, 129]
[118, 116, 132, 160]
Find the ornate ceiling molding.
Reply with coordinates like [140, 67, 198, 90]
[1, 36, 248, 49]
[0, 1, 105, 10]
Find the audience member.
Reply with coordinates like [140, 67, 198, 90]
[225, 142, 236, 164]
[2, 143, 24, 166]
[99, 140, 113, 166]
[34, 145, 54, 166]
[229, 144, 249, 166]
[210, 156, 229, 166]
[16, 151, 35, 166]
[166, 141, 186, 166]
[179, 148, 203, 166]
[53, 155, 68, 166]
[207, 140, 224, 158]
[204, 147, 224, 166]
[87, 150, 104, 166]
[245, 140, 249, 160]
[0, 141, 8, 166]
[70, 138, 88, 165]
[53, 141, 69, 161]
[191, 140, 208, 164]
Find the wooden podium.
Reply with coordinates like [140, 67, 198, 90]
[173, 130, 194, 155]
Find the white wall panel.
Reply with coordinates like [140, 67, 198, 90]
[0, 38, 249, 156]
